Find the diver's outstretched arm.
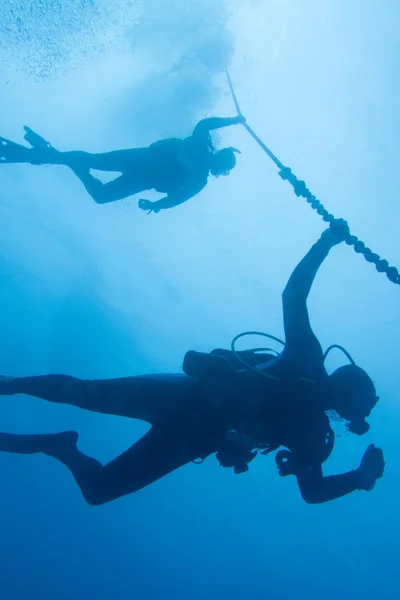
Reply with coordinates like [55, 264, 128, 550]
[150, 191, 199, 211]
[138, 180, 208, 213]
[296, 445, 385, 503]
[297, 464, 364, 503]
[138, 195, 190, 213]
[192, 115, 244, 138]
[281, 220, 349, 366]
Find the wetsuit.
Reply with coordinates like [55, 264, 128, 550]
[0, 117, 238, 206]
[0, 235, 367, 505]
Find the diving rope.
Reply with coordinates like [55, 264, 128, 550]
[225, 70, 400, 287]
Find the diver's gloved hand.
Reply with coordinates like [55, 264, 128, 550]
[232, 114, 246, 125]
[138, 199, 160, 214]
[357, 444, 385, 491]
[319, 218, 350, 248]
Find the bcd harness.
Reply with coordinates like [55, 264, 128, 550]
[184, 331, 350, 476]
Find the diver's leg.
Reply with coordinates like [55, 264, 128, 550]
[57, 426, 202, 505]
[70, 168, 147, 204]
[0, 373, 203, 424]
[0, 430, 103, 504]
[0, 134, 150, 202]
[0, 137, 37, 163]
[0, 139, 146, 172]
[0, 426, 209, 505]
[0, 431, 78, 454]
[59, 148, 146, 172]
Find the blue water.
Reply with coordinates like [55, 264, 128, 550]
[0, 1, 399, 598]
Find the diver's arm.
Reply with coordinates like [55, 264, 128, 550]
[296, 443, 385, 503]
[151, 181, 208, 211]
[283, 241, 330, 311]
[192, 116, 244, 139]
[280, 238, 331, 363]
[139, 181, 207, 213]
[281, 220, 349, 362]
[151, 194, 192, 210]
[296, 465, 364, 504]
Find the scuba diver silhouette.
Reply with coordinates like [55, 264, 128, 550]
[0, 220, 384, 506]
[0, 117, 244, 212]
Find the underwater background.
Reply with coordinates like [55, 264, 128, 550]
[0, 0, 399, 598]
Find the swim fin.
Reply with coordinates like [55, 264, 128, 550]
[0, 136, 32, 163]
[23, 126, 52, 149]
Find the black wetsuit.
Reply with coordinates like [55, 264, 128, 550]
[0, 237, 365, 505]
[0, 117, 236, 207]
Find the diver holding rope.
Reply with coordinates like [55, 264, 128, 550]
[0, 219, 384, 505]
[0, 116, 244, 212]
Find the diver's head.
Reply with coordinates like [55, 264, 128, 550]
[328, 365, 379, 435]
[210, 147, 240, 177]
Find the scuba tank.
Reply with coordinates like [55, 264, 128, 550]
[183, 331, 285, 380]
[183, 333, 283, 474]
[182, 347, 277, 379]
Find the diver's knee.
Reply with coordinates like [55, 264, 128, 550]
[84, 493, 107, 507]
[82, 477, 132, 506]
[82, 484, 110, 506]
[92, 194, 112, 205]
[91, 193, 105, 205]
[89, 185, 114, 204]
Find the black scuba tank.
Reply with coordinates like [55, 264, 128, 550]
[182, 348, 276, 379]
